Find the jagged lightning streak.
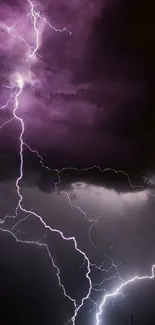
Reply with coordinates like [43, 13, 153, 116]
[0, 89, 16, 111]
[0, 19, 31, 52]
[27, 0, 39, 58]
[0, 88, 16, 129]
[1, 70, 92, 325]
[0, 227, 76, 312]
[27, 0, 71, 58]
[0, 2, 93, 324]
[95, 264, 155, 325]
[0, 117, 15, 130]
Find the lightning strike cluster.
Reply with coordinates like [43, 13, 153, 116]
[0, 1, 155, 325]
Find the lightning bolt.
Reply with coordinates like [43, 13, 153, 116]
[0, 71, 92, 325]
[95, 264, 155, 325]
[0, 1, 155, 325]
[0, 2, 92, 324]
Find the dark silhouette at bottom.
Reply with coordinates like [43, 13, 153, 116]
[131, 314, 134, 324]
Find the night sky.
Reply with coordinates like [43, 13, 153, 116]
[0, 0, 155, 324]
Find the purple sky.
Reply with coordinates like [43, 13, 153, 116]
[0, 0, 154, 175]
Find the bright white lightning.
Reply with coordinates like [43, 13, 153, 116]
[27, 0, 71, 59]
[95, 264, 155, 325]
[0, 0, 71, 61]
[27, 0, 39, 58]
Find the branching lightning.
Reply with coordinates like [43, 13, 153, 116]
[0, 69, 92, 324]
[0, 1, 155, 325]
[95, 265, 155, 325]
[0, 3, 92, 324]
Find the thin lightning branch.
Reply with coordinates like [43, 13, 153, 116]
[23, 143, 102, 245]
[0, 227, 77, 313]
[91, 258, 122, 277]
[0, 1, 71, 60]
[11, 214, 30, 231]
[0, 20, 31, 51]
[27, 0, 71, 58]
[91, 255, 124, 293]
[27, 0, 39, 58]
[23, 143, 104, 249]
[89, 297, 102, 314]
[0, 89, 17, 129]
[38, 14, 72, 35]
[92, 276, 122, 292]
[0, 117, 15, 130]
[47, 165, 154, 195]
[23, 144, 97, 221]
[23, 143, 153, 239]
[14, 229, 28, 236]
[24, 142, 52, 171]
[88, 215, 101, 248]
[0, 89, 16, 111]
[20, 146, 154, 195]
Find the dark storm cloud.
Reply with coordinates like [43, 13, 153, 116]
[0, 149, 154, 195]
